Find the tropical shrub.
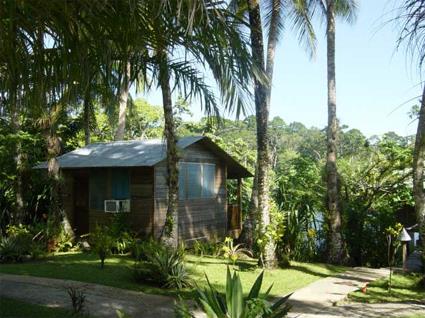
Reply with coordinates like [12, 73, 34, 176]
[192, 238, 221, 257]
[111, 231, 134, 255]
[0, 224, 38, 262]
[0, 236, 24, 262]
[176, 267, 291, 318]
[130, 238, 162, 261]
[90, 226, 113, 269]
[54, 226, 75, 252]
[221, 237, 252, 266]
[134, 241, 192, 289]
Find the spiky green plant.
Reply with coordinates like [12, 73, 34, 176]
[176, 267, 291, 318]
[221, 237, 253, 266]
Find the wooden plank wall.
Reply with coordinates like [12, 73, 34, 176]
[84, 167, 154, 235]
[153, 142, 227, 242]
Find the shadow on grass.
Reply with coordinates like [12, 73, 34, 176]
[348, 273, 425, 304]
[288, 263, 345, 278]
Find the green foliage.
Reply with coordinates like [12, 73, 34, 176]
[256, 201, 286, 265]
[386, 223, 403, 291]
[113, 231, 134, 255]
[340, 140, 413, 267]
[134, 240, 192, 289]
[176, 267, 291, 318]
[221, 237, 253, 266]
[0, 224, 45, 263]
[90, 226, 113, 269]
[54, 227, 75, 253]
[126, 99, 163, 140]
[192, 238, 221, 257]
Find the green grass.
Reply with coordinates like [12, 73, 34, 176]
[0, 252, 346, 298]
[348, 273, 425, 304]
[0, 297, 74, 318]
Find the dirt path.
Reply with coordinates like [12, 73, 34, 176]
[287, 267, 425, 318]
[0, 273, 175, 318]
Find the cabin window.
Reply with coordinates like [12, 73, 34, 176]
[89, 168, 130, 210]
[179, 163, 216, 199]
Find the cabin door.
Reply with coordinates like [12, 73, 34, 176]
[74, 172, 89, 235]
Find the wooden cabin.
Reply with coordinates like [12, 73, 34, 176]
[36, 136, 252, 243]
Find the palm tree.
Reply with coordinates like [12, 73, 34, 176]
[314, 0, 357, 264]
[397, 0, 425, 273]
[145, 0, 253, 245]
[241, 0, 316, 268]
[413, 90, 425, 268]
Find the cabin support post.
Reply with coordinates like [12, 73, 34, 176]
[237, 178, 242, 230]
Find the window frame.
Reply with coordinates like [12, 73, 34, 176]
[178, 162, 216, 200]
[89, 168, 131, 211]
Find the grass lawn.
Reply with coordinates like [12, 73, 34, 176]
[0, 297, 75, 318]
[0, 252, 345, 298]
[348, 272, 425, 304]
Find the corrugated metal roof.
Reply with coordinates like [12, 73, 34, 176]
[34, 135, 252, 178]
[35, 136, 204, 169]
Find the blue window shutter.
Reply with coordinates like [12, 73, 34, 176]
[111, 169, 130, 199]
[187, 163, 202, 199]
[202, 164, 215, 198]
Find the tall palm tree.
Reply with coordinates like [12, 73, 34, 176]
[146, 0, 253, 245]
[241, 0, 316, 267]
[397, 0, 425, 273]
[314, 0, 357, 264]
[414, 90, 425, 268]
[326, 0, 342, 264]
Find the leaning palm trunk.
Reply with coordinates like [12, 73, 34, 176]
[245, 0, 277, 268]
[326, 0, 345, 264]
[46, 132, 73, 237]
[115, 62, 131, 141]
[414, 85, 425, 271]
[159, 54, 179, 248]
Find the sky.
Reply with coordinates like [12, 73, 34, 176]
[138, 0, 422, 138]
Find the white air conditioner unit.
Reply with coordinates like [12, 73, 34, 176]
[104, 200, 130, 213]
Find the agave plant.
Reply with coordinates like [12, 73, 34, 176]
[176, 267, 291, 318]
[134, 242, 193, 289]
[221, 237, 253, 266]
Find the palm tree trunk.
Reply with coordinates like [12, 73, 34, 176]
[414, 85, 425, 272]
[83, 88, 91, 146]
[115, 62, 130, 141]
[326, 0, 345, 264]
[46, 127, 73, 238]
[245, 0, 277, 268]
[158, 54, 179, 248]
[11, 96, 25, 224]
